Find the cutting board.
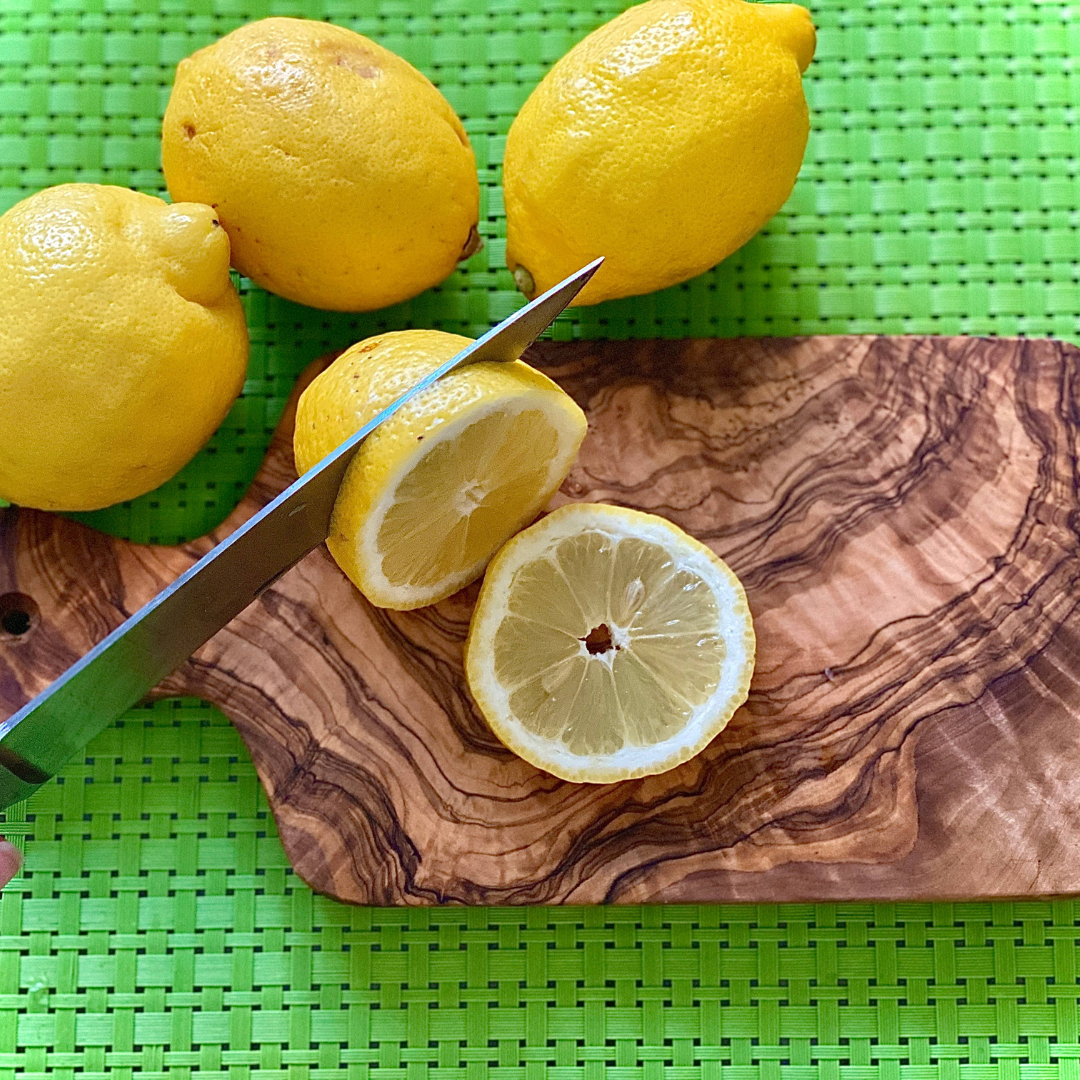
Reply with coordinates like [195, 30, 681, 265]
[2, 335, 1079, 905]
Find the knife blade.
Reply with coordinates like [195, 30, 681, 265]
[0, 257, 603, 809]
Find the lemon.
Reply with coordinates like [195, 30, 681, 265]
[162, 17, 481, 313]
[503, 0, 816, 306]
[294, 331, 587, 610]
[465, 503, 755, 782]
[0, 183, 248, 512]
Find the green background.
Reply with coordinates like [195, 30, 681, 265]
[3, 0, 1080, 1076]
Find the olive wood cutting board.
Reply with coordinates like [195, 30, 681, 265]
[2, 335, 1079, 905]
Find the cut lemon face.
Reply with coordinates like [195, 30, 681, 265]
[294, 330, 587, 610]
[465, 503, 756, 783]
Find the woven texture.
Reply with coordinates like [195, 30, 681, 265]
[6, 705, 1080, 1080]
[6, 703, 1080, 1079]
[2, 0, 1080, 1075]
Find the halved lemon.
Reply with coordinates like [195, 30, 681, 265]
[294, 330, 587, 610]
[465, 503, 756, 783]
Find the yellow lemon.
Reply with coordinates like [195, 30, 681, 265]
[503, 0, 815, 306]
[162, 17, 481, 312]
[294, 331, 587, 610]
[465, 503, 756, 783]
[0, 183, 248, 512]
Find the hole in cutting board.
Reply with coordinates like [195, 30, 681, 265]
[0, 593, 38, 638]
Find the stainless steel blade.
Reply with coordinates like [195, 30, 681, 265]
[0, 257, 603, 808]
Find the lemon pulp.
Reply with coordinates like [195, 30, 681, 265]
[375, 406, 562, 591]
[466, 504, 756, 782]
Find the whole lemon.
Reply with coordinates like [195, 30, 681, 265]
[162, 17, 481, 312]
[0, 184, 249, 512]
[503, 0, 816, 306]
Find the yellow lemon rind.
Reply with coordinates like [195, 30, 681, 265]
[162, 17, 479, 313]
[502, 0, 816, 307]
[0, 183, 248, 511]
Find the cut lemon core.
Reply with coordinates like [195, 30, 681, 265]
[297, 331, 589, 612]
[375, 406, 559, 591]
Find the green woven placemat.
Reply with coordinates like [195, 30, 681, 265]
[3, 0, 1080, 1075]
[5, 702, 1080, 1080]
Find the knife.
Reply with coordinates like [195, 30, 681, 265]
[0, 257, 603, 810]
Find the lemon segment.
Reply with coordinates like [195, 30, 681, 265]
[465, 504, 756, 783]
[372, 404, 563, 592]
[294, 330, 587, 611]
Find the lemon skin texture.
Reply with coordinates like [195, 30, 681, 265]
[504, 0, 816, 306]
[162, 17, 481, 312]
[0, 183, 249, 512]
[294, 330, 587, 610]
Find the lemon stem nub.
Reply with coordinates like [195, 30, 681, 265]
[513, 265, 536, 299]
[459, 224, 484, 261]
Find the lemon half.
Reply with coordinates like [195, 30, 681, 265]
[294, 330, 587, 610]
[465, 503, 756, 782]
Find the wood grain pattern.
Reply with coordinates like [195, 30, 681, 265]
[2, 335, 1079, 905]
